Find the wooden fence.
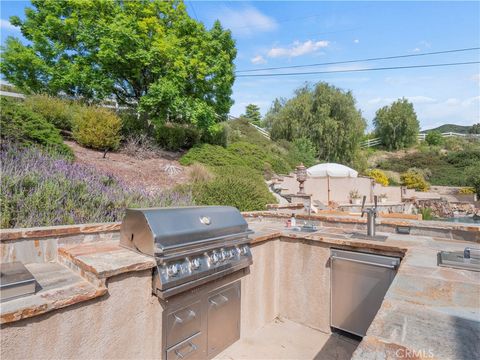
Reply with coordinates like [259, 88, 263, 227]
[362, 132, 480, 148]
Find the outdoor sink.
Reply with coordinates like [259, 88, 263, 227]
[348, 232, 389, 242]
[437, 250, 480, 272]
[290, 225, 319, 233]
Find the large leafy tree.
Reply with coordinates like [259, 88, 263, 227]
[374, 98, 420, 150]
[266, 82, 366, 164]
[1, 0, 236, 131]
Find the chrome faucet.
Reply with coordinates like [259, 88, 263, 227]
[464, 247, 480, 259]
[361, 195, 378, 237]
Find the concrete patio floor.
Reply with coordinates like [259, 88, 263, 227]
[215, 317, 359, 360]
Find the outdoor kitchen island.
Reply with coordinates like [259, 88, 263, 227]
[1, 211, 479, 360]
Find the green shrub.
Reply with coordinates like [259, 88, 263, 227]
[119, 110, 151, 138]
[225, 118, 272, 147]
[365, 169, 389, 186]
[155, 123, 200, 151]
[376, 148, 480, 187]
[73, 106, 122, 151]
[185, 166, 276, 211]
[458, 187, 475, 195]
[24, 95, 79, 131]
[400, 169, 430, 191]
[443, 137, 468, 151]
[286, 137, 318, 168]
[446, 149, 480, 168]
[201, 123, 228, 147]
[420, 207, 434, 220]
[465, 165, 480, 195]
[425, 131, 443, 146]
[180, 144, 243, 167]
[181, 142, 291, 175]
[0, 97, 72, 157]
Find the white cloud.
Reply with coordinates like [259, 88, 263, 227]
[461, 96, 480, 106]
[406, 96, 437, 104]
[445, 98, 460, 106]
[367, 96, 436, 105]
[367, 97, 395, 105]
[217, 6, 277, 36]
[412, 41, 431, 53]
[251, 55, 267, 65]
[0, 19, 19, 31]
[267, 40, 329, 58]
[353, 39, 360, 44]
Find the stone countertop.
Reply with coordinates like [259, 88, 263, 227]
[58, 241, 156, 279]
[1, 217, 479, 359]
[246, 218, 480, 360]
[1, 242, 155, 325]
[243, 211, 480, 242]
[0, 263, 106, 324]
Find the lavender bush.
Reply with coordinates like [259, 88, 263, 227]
[1, 143, 193, 228]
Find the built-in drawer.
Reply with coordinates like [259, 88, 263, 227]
[166, 300, 202, 348]
[166, 332, 204, 360]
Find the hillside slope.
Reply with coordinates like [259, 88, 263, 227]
[422, 124, 472, 134]
[66, 141, 189, 193]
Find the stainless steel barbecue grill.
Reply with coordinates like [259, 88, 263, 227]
[120, 206, 253, 299]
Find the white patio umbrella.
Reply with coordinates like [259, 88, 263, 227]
[307, 163, 358, 203]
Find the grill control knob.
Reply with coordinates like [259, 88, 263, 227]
[240, 245, 249, 256]
[191, 258, 201, 270]
[221, 249, 229, 260]
[210, 252, 220, 264]
[229, 249, 237, 258]
[167, 263, 180, 277]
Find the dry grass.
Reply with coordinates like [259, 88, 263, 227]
[120, 134, 163, 159]
[187, 163, 214, 183]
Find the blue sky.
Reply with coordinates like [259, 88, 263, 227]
[1, 1, 479, 130]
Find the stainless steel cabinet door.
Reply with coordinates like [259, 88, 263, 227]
[331, 250, 399, 337]
[206, 282, 241, 357]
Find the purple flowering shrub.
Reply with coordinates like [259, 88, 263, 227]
[1, 143, 193, 228]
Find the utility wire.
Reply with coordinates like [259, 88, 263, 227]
[236, 47, 480, 73]
[235, 61, 480, 77]
[227, 13, 334, 30]
[188, 1, 199, 21]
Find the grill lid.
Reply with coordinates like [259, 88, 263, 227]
[120, 206, 251, 255]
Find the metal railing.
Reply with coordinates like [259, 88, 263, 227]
[249, 123, 271, 139]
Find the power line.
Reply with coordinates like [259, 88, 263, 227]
[227, 13, 334, 30]
[188, 1, 198, 21]
[236, 47, 480, 73]
[235, 61, 480, 78]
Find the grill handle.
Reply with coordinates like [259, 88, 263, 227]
[174, 341, 197, 359]
[209, 294, 229, 307]
[173, 309, 196, 324]
[331, 255, 397, 270]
